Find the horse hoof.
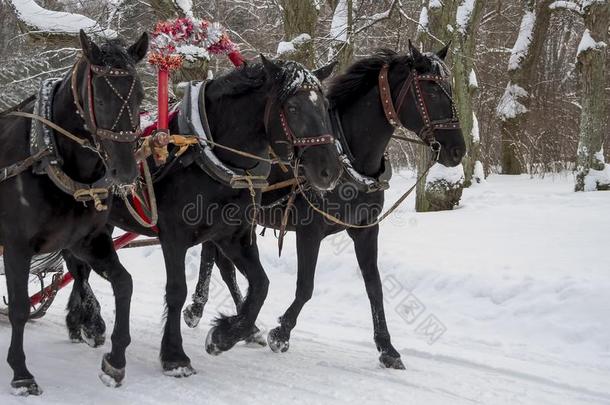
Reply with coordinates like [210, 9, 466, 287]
[183, 304, 203, 329]
[205, 326, 223, 356]
[162, 361, 197, 378]
[99, 354, 125, 388]
[244, 329, 267, 347]
[69, 328, 83, 343]
[82, 326, 106, 348]
[379, 354, 406, 370]
[267, 327, 290, 353]
[11, 379, 43, 396]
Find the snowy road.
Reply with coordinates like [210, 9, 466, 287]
[1, 173, 609, 404]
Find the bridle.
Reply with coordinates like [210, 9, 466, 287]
[71, 56, 142, 159]
[378, 64, 460, 160]
[264, 84, 335, 161]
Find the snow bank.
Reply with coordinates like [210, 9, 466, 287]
[508, 11, 535, 71]
[496, 83, 529, 120]
[473, 160, 485, 183]
[9, 0, 116, 38]
[426, 162, 465, 185]
[584, 164, 610, 191]
[1, 175, 609, 403]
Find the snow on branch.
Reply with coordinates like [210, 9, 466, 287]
[353, 0, 398, 35]
[277, 33, 312, 57]
[9, 0, 116, 38]
[508, 11, 536, 71]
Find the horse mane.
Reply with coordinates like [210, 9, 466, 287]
[212, 59, 321, 103]
[327, 48, 450, 108]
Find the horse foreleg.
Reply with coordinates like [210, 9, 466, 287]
[63, 250, 106, 347]
[268, 229, 322, 354]
[72, 232, 134, 387]
[160, 239, 195, 377]
[3, 245, 43, 396]
[205, 234, 269, 355]
[216, 251, 266, 347]
[182, 241, 215, 328]
[347, 226, 405, 370]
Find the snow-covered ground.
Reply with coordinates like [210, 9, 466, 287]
[1, 173, 609, 404]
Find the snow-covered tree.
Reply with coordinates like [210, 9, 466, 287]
[553, 0, 610, 191]
[496, 0, 554, 175]
[414, 0, 483, 211]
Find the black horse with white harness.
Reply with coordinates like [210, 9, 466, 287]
[0, 30, 149, 395]
[62, 56, 344, 377]
[183, 42, 466, 369]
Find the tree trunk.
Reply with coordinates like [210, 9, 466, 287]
[574, 1, 610, 191]
[453, 0, 485, 187]
[497, 0, 554, 175]
[279, 0, 319, 68]
[415, 0, 484, 211]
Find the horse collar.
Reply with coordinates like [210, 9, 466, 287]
[30, 78, 113, 210]
[330, 108, 392, 193]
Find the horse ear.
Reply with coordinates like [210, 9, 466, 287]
[408, 39, 423, 62]
[260, 54, 281, 82]
[436, 41, 451, 61]
[128, 32, 149, 63]
[313, 61, 338, 82]
[79, 29, 102, 64]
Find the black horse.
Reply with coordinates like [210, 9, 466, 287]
[0, 30, 148, 395]
[182, 43, 466, 369]
[63, 57, 344, 377]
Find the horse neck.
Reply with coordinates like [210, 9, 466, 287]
[51, 69, 105, 183]
[204, 81, 268, 166]
[337, 86, 394, 177]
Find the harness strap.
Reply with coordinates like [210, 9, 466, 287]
[0, 149, 52, 183]
[9, 111, 92, 148]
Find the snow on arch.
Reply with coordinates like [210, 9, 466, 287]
[9, 0, 116, 38]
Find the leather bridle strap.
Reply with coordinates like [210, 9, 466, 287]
[378, 64, 461, 157]
[71, 57, 141, 144]
[264, 90, 335, 154]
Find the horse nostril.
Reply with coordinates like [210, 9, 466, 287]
[109, 168, 118, 179]
[452, 147, 464, 162]
[320, 168, 331, 179]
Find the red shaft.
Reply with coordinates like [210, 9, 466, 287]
[157, 68, 169, 130]
[29, 232, 140, 306]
